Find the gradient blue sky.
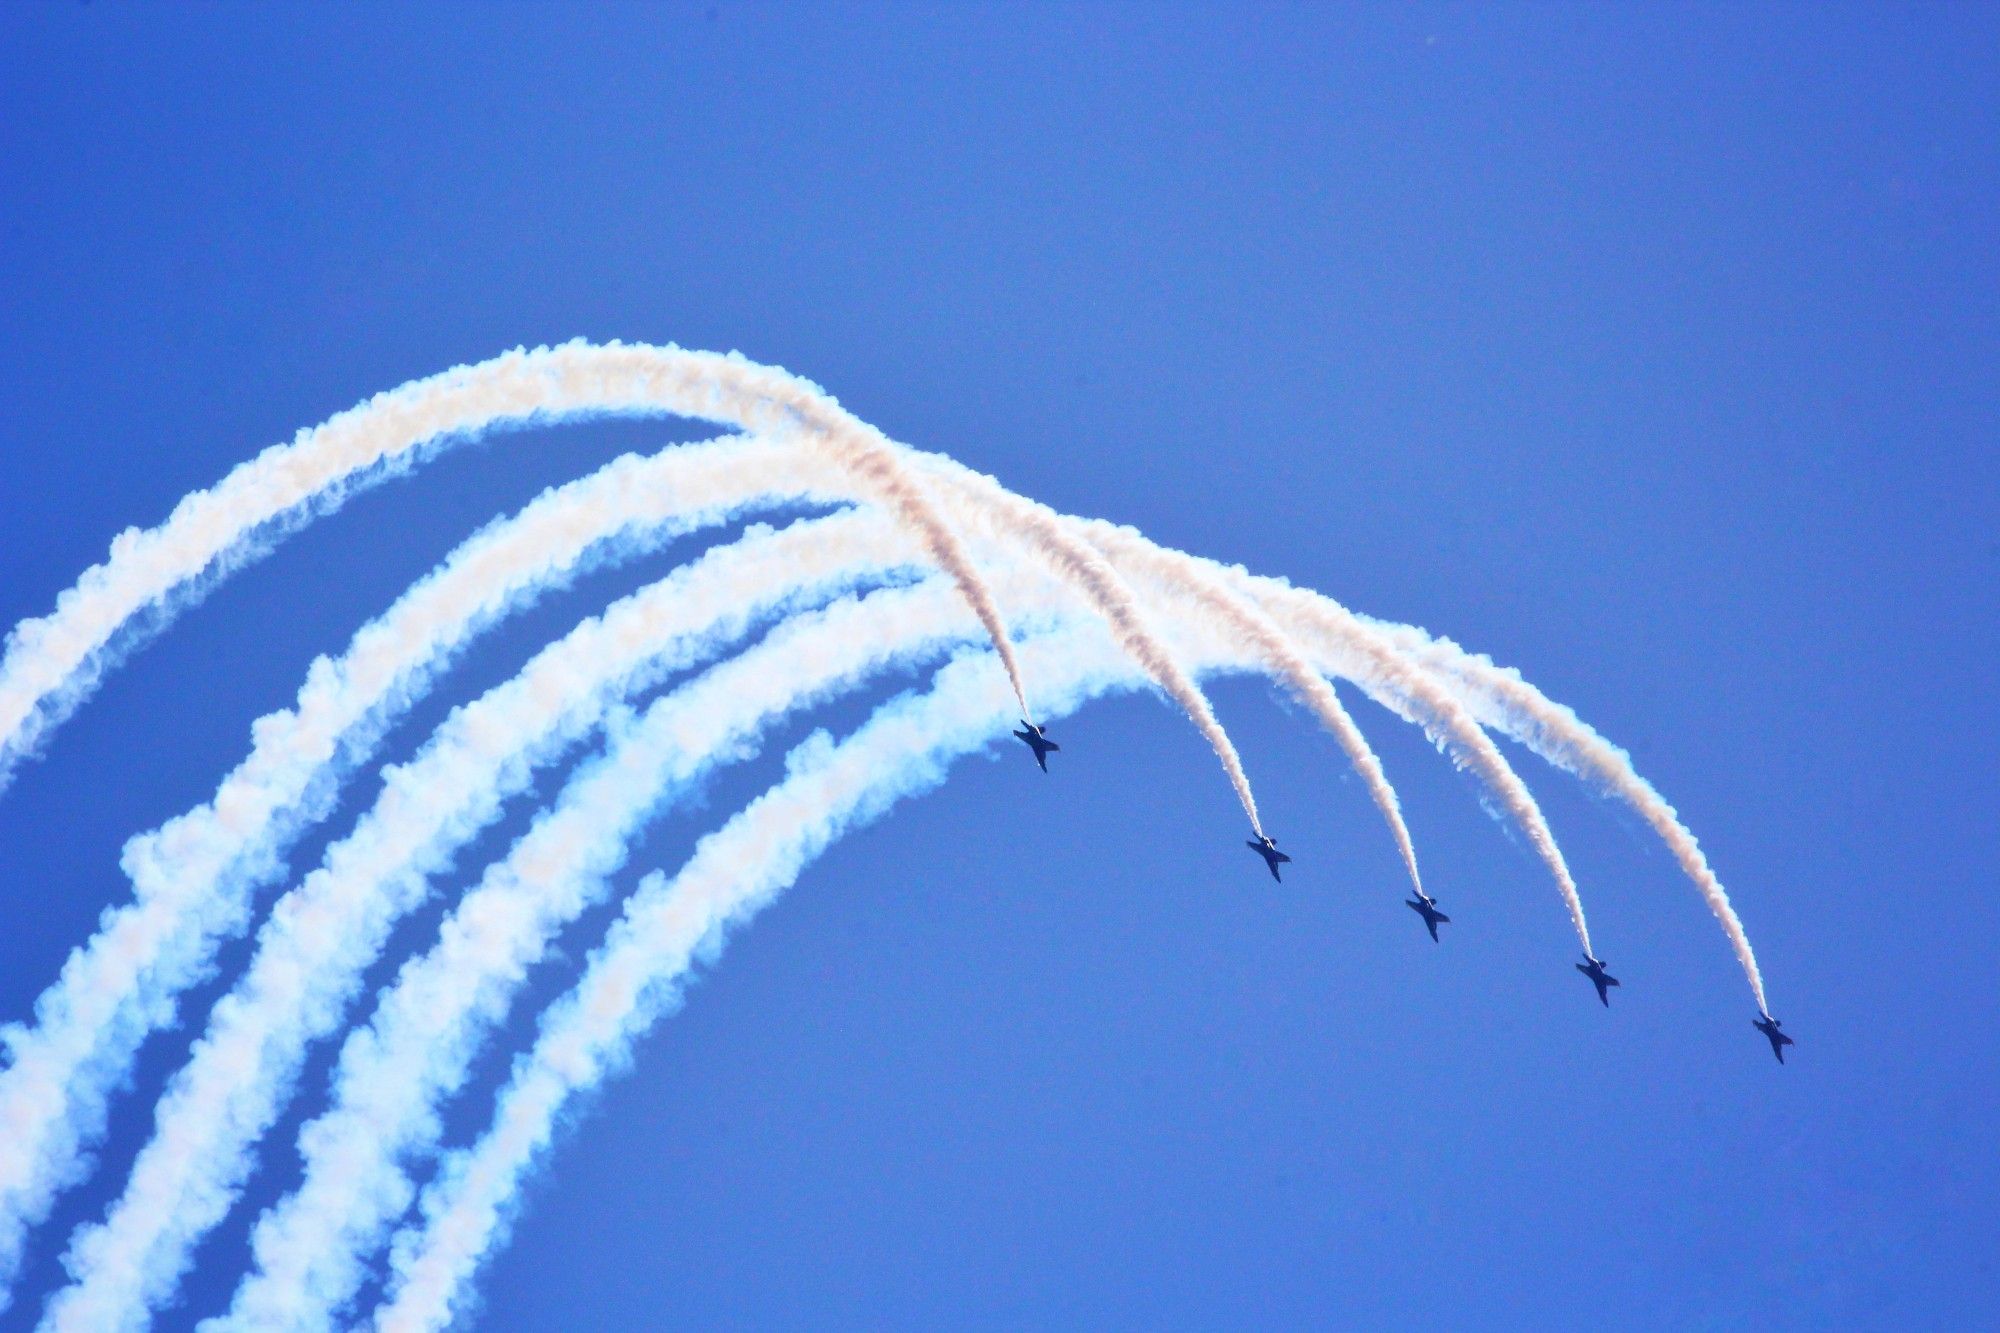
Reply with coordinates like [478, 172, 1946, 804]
[2, 6, 1995, 1329]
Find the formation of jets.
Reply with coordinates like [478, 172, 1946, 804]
[1010, 721, 1791, 1063]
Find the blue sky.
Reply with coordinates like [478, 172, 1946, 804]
[1, 5, 1994, 1328]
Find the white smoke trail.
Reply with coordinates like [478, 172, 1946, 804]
[1109, 538, 1422, 888]
[912, 458, 1411, 880]
[0, 334, 1758, 994]
[216, 567, 1079, 1332]
[369, 568, 1640, 1328]
[221, 518, 1637, 1331]
[1079, 524, 1596, 951]
[0, 435, 845, 1297]
[1343, 615, 1766, 1007]
[0, 341, 1031, 792]
[374, 620, 1178, 1333]
[919, 466, 1266, 835]
[0, 342, 1771, 1327]
[1, 341, 1274, 856]
[3, 420, 1248, 1312]
[1074, 532, 1598, 956]
[35, 454, 1608, 1320]
[912, 452, 1596, 949]
[1215, 577, 1603, 955]
[40, 511, 927, 1333]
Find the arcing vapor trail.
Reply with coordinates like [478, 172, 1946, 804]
[193, 522, 1629, 1331]
[0, 341, 1779, 1325]
[0, 435, 845, 1296]
[375, 622, 1158, 1333]
[42, 511, 927, 1333]
[910, 458, 1265, 834]
[1076, 522, 1597, 956]
[219, 570, 1079, 1332]
[378, 550, 1720, 1327]
[916, 451, 1597, 951]
[0, 341, 1032, 792]
[1102, 533, 1423, 891]
[0, 341, 1269, 844]
[916, 458, 1409, 883]
[1351, 617, 1767, 1009]
[1232, 579, 1608, 956]
[7, 418, 1256, 1320]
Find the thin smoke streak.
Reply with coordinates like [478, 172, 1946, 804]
[1085, 524, 1597, 956]
[1346, 614, 1767, 1009]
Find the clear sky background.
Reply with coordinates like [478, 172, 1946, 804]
[2, 5, 1995, 1329]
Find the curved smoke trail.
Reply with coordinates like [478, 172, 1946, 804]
[0, 343, 1776, 1328]
[42, 512, 926, 1332]
[0, 341, 1244, 806]
[0, 435, 848, 1292]
[0, 343, 1028, 788]
[15, 438, 1400, 1320]
[217, 570, 1079, 1332]
[917, 459, 1410, 883]
[139, 528, 1633, 1331]
[1349, 617, 1766, 1010]
[1085, 531, 1598, 958]
[375, 623, 1145, 1333]
[913, 454, 1597, 954]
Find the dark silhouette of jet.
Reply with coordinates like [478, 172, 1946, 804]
[1012, 721, 1059, 773]
[1245, 833, 1291, 882]
[1575, 953, 1620, 1007]
[1406, 890, 1450, 942]
[1753, 1012, 1795, 1064]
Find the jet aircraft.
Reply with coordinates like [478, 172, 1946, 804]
[1575, 953, 1620, 1007]
[1406, 890, 1450, 942]
[1753, 1012, 1795, 1064]
[1245, 834, 1291, 882]
[1012, 721, 1059, 773]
